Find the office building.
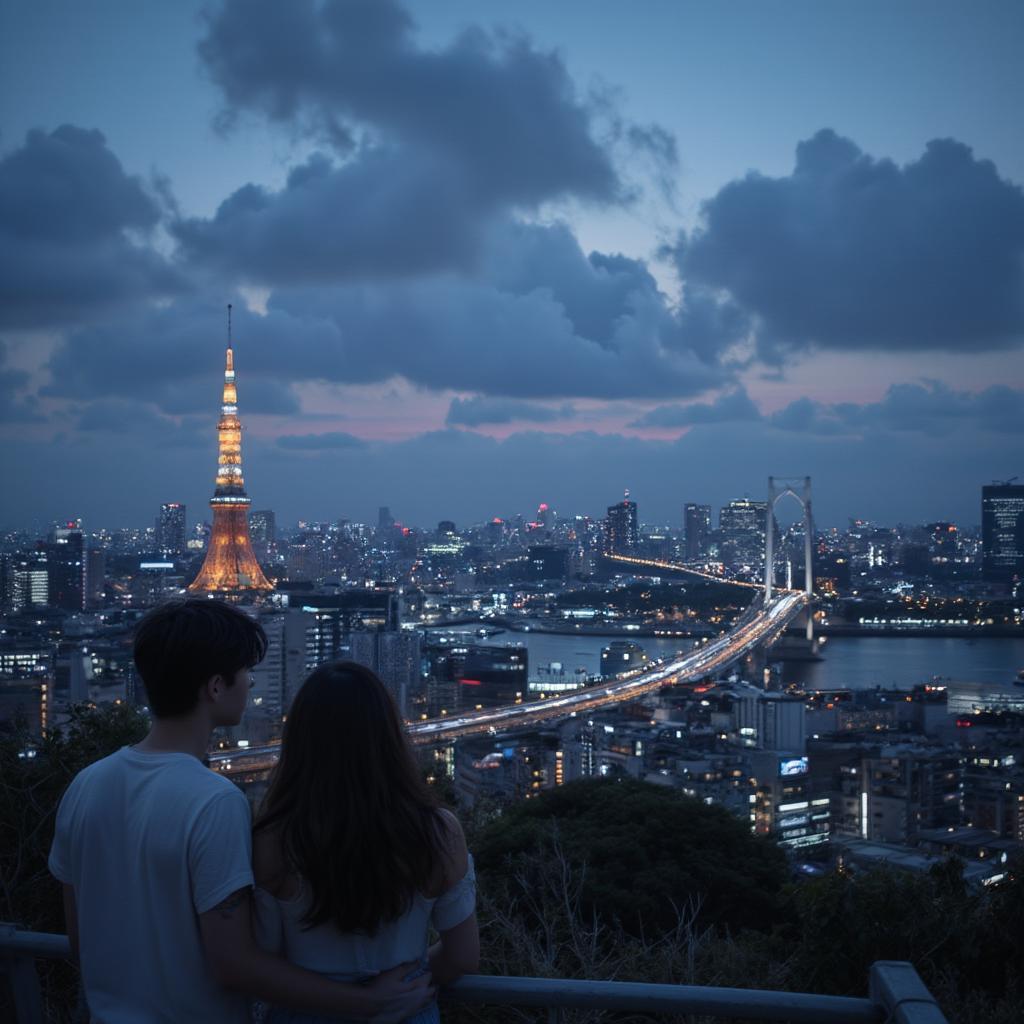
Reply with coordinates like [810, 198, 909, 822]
[289, 590, 399, 665]
[719, 498, 768, 571]
[348, 630, 422, 716]
[155, 503, 187, 557]
[426, 642, 527, 712]
[44, 526, 85, 611]
[982, 482, 1024, 582]
[605, 492, 638, 555]
[684, 503, 711, 561]
[527, 545, 570, 582]
[734, 688, 806, 753]
[750, 750, 830, 849]
[962, 753, 1024, 841]
[1, 555, 47, 612]
[249, 611, 308, 718]
[249, 509, 276, 549]
[927, 522, 957, 563]
[85, 547, 106, 608]
[130, 560, 184, 605]
[860, 746, 962, 844]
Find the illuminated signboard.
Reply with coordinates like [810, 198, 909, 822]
[779, 756, 809, 777]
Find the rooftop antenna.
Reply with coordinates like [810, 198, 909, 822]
[227, 303, 233, 348]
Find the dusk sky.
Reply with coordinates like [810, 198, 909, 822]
[2, 0, 1023, 532]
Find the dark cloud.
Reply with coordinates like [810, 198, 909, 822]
[479, 220, 745, 367]
[480, 221, 659, 347]
[446, 396, 576, 427]
[174, 148, 483, 283]
[766, 397, 851, 436]
[199, 0, 623, 203]
[677, 130, 1024, 360]
[45, 224, 732, 406]
[0, 372, 41, 423]
[74, 399, 208, 448]
[767, 381, 1024, 436]
[629, 388, 760, 428]
[0, 126, 185, 328]
[43, 296, 302, 415]
[0, 340, 43, 423]
[627, 380, 1024, 437]
[260, 278, 726, 399]
[180, 0, 674, 285]
[276, 431, 366, 450]
[838, 380, 1024, 435]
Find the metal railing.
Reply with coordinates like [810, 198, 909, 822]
[1, 925, 948, 1023]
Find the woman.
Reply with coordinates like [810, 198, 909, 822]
[252, 661, 479, 1023]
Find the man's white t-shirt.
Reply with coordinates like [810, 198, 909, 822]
[49, 746, 254, 1024]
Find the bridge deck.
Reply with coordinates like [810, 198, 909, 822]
[209, 592, 806, 777]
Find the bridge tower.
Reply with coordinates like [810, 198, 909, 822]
[764, 477, 814, 639]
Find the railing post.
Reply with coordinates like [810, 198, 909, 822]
[869, 961, 948, 1024]
[0, 924, 44, 1024]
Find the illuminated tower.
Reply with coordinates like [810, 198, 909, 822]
[188, 307, 273, 594]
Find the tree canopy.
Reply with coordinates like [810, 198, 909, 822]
[473, 777, 789, 937]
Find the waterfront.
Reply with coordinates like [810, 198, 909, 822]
[778, 635, 1024, 692]
[431, 626, 1024, 693]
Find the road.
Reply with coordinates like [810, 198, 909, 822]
[603, 552, 764, 589]
[208, 590, 806, 779]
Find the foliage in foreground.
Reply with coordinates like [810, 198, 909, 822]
[472, 778, 790, 937]
[458, 780, 1024, 1024]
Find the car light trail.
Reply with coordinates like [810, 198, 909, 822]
[209, 592, 807, 778]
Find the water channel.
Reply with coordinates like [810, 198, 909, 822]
[428, 625, 1024, 694]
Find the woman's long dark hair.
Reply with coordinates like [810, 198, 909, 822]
[255, 661, 444, 934]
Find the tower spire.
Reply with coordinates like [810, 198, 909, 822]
[188, 313, 273, 594]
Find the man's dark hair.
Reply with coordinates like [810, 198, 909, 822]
[133, 599, 268, 718]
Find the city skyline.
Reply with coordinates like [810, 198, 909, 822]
[2, 0, 1023, 528]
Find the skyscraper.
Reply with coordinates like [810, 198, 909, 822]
[683, 503, 711, 561]
[44, 525, 85, 611]
[348, 630, 422, 717]
[155, 503, 186, 557]
[249, 509, 276, 550]
[719, 498, 768, 571]
[982, 482, 1024, 582]
[85, 547, 106, 608]
[188, 310, 274, 594]
[605, 491, 638, 556]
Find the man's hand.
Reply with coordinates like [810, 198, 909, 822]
[364, 961, 436, 1024]
[200, 887, 436, 1020]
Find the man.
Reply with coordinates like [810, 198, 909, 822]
[49, 598, 433, 1022]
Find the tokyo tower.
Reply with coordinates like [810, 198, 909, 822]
[188, 307, 273, 594]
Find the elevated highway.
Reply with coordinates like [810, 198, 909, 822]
[602, 552, 763, 589]
[209, 590, 807, 781]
